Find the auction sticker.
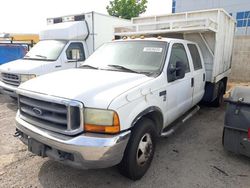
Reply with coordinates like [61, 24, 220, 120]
[143, 47, 163, 53]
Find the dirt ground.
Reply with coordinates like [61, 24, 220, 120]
[0, 91, 250, 188]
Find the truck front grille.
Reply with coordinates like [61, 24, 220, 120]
[19, 95, 83, 135]
[1, 73, 20, 86]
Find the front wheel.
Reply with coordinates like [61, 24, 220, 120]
[118, 118, 156, 180]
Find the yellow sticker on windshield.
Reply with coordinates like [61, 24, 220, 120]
[143, 47, 163, 53]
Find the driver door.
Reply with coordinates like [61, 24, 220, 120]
[165, 42, 194, 125]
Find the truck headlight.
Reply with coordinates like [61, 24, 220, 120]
[20, 74, 36, 83]
[84, 108, 120, 134]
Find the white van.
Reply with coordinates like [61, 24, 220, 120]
[0, 12, 129, 97]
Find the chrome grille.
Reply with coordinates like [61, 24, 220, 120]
[1, 72, 20, 86]
[18, 95, 83, 135]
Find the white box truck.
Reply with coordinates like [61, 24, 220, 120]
[0, 12, 129, 97]
[15, 9, 235, 180]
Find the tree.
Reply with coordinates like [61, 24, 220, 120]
[106, 0, 148, 19]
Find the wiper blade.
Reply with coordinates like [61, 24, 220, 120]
[35, 54, 47, 59]
[140, 71, 156, 76]
[80, 64, 98, 69]
[107, 64, 138, 73]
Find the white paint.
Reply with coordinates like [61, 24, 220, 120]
[18, 69, 153, 109]
[39, 21, 88, 40]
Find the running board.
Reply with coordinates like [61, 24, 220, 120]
[161, 105, 200, 137]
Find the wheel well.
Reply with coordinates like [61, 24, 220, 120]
[221, 77, 228, 94]
[132, 109, 164, 136]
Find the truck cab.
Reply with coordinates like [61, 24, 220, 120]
[0, 12, 129, 97]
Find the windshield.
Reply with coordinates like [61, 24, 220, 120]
[24, 40, 67, 61]
[82, 41, 167, 76]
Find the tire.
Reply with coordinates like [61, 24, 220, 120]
[118, 118, 157, 180]
[222, 127, 225, 146]
[212, 82, 225, 107]
[10, 96, 17, 101]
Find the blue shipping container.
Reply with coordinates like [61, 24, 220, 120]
[0, 44, 27, 65]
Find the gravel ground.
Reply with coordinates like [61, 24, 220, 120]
[0, 94, 250, 188]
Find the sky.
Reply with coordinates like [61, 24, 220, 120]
[0, 0, 172, 34]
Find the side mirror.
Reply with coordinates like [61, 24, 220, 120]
[167, 61, 186, 82]
[67, 49, 80, 62]
[71, 49, 80, 61]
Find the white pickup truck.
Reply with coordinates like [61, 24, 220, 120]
[15, 9, 235, 180]
[0, 12, 128, 97]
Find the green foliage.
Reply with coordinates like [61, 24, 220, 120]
[106, 0, 148, 19]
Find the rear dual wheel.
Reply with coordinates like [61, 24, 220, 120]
[212, 82, 225, 107]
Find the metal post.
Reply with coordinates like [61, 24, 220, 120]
[245, 12, 250, 35]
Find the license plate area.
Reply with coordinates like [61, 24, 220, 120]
[28, 138, 47, 157]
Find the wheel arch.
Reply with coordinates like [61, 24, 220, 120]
[220, 77, 228, 94]
[131, 106, 164, 136]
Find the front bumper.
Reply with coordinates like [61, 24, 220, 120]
[16, 113, 131, 169]
[0, 80, 18, 97]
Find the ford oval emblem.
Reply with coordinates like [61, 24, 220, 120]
[32, 107, 43, 116]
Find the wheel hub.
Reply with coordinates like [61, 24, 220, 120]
[136, 133, 153, 166]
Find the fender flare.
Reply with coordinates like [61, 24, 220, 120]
[131, 106, 164, 135]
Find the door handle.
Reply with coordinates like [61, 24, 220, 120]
[203, 73, 205, 82]
[55, 65, 62, 68]
[191, 78, 194, 87]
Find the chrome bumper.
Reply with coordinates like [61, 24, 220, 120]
[0, 81, 18, 97]
[16, 112, 130, 169]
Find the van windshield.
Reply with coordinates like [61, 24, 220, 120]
[24, 40, 67, 61]
[81, 41, 167, 76]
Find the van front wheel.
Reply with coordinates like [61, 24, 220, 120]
[118, 118, 156, 180]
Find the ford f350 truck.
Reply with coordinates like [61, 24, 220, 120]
[0, 12, 129, 97]
[15, 9, 235, 180]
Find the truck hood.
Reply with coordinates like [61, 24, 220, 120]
[18, 69, 153, 109]
[0, 59, 55, 75]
